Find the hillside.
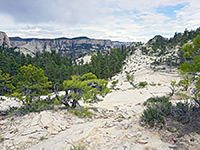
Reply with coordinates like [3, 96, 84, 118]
[8, 36, 128, 58]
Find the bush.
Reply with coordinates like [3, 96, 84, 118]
[70, 145, 85, 150]
[12, 102, 54, 116]
[141, 105, 165, 127]
[171, 102, 193, 122]
[144, 96, 169, 106]
[139, 81, 148, 88]
[111, 80, 118, 89]
[141, 96, 172, 127]
[68, 107, 92, 118]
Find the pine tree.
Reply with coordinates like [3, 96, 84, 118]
[12, 64, 52, 104]
[179, 35, 200, 104]
[0, 69, 15, 95]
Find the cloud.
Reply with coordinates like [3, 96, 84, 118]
[0, 0, 199, 42]
[0, 0, 103, 24]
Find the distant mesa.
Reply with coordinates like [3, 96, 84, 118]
[0, 31, 127, 58]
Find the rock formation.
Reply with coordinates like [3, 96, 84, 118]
[9, 36, 127, 57]
[0, 32, 11, 48]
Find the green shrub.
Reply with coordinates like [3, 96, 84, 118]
[68, 107, 92, 118]
[141, 105, 165, 127]
[13, 102, 54, 116]
[150, 83, 156, 86]
[139, 81, 148, 88]
[111, 80, 119, 89]
[70, 145, 85, 150]
[141, 96, 172, 127]
[196, 130, 200, 135]
[144, 96, 169, 106]
[175, 92, 191, 100]
[0, 137, 4, 142]
[167, 127, 179, 133]
[171, 102, 193, 122]
[53, 98, 60, 105]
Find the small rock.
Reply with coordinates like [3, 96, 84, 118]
[52, 131, 59, 135]
[29, 131, 48, 139]
[137, 139, 148, 144]
[21, 129, 37, 136]
[168, 144, 178, 149]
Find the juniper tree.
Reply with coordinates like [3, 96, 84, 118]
[54, 72, 109, 108]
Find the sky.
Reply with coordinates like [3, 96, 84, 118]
[0, 0, 200, 42]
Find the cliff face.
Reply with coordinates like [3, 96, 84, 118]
[9, 36, 123, 57]
[0, 32, 11, 48]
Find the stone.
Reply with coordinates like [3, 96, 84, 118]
[21, 129, 37, 136]
[29, 131, 48, 139]
[137, 139, 148, 144]
[126, 131, 138, 139]
[168, 144, 178, 149]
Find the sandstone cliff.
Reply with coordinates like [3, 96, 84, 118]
[10, 36, 126, 57]
[0, 31, 11, 48]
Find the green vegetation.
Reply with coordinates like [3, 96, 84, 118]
[0, 137, 5, 142]
[55, 73, 109, 108]
[141, 96, 172, 127]
[169, 81, 177, 96]
[13, 102, 54, 116]
[141, 35, 200, 129]
[68, 107, 92, 118]
[167, 126, 180, 133]
[179, 35, 200, 105]
[0, 69, 15, 95]
[0, 45, 129, 93]
[143, 96, 169, 106]
[12, 64, 52, 104]
[139, 81, 148, 88]
[111, 80, 119, 89]
[126, 72, 135, 87]
[70, 145, 85, 150]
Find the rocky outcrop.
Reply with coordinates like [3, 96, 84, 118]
[0, 32, 11, 48]
[9, 36, 125, 57]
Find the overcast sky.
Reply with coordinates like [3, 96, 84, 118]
[0, 0, 200, 42]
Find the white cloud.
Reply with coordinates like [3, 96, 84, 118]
[0, 0, 199, 42]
